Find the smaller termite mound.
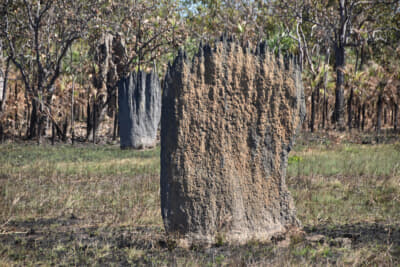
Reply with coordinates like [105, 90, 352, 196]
[118, 68, 161, 149]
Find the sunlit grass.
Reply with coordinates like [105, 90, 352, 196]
[288, 143, 400, 177]
[0, 144, 160, 177]
[1, 142, 400, 265]
[0, 144, 161, 227]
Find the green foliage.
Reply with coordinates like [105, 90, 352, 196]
[267, 29, 297, 55]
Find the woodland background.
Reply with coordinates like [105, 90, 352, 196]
[0, 0, 400, 144]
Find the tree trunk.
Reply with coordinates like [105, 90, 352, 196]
[356, 102, 361, 130]
[310, 88, 316, 132]
[86, 100, 92, 139]
[361, 103, 366, 131]
[113, 109, 118, 141]
[384, 108, 387, 126]
[316, 85, 320, 129]
[376, 93, 383, 134]
[92, 102, 96, 144]
[0, 122, 3, 143]
[37, 101, 46, 145]
[62, 117, 68, 142]
[391, 105, 394, 127]
[347, 87, 354, 130]
[0, 56, 10, 143]
[37, 112, 42, 145]
[322, 93, 327, 129]
[0, 42, 4, 110]
[80, 105, 85, 121]
[0, 58, 10, 112]
[394, 104, 398, 132]
[14, 83, 19, 130]
[334, 44, 346, 131]
[86, 96, 107, 143]
[26, 92, 31, 137]
[112, 88, 118, 141]
[359, 45, 365, 71]
[322, 50, 330, 130]
[28, 98, 38, 139]
[71, 79, 75, 145]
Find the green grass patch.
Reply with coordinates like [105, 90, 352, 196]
[0, 144, 160, 178]
[288, 143, 400, 177]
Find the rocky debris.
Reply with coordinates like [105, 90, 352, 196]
[118, 68, 161, 149]
[160, 39, 306, 245]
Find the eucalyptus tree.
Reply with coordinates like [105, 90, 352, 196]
[0, 40, 10, 113]
[86, 0, 185, 141]
[182, 0, 276, 44]
[275, 0, 399, 131]
[0, 40, 10, 141]
[0, 0, 96, 142]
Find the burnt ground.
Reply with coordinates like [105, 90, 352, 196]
[1, 215, 400, 266]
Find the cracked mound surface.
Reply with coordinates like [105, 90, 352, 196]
[161, 40, 305, 245]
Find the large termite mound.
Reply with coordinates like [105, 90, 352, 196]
[161, 39, 306, 245]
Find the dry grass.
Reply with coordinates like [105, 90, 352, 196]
[0, 144, 161, 227]
[0, 141, 400, 266]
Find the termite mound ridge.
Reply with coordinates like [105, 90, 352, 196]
[161, 38, 306, 246]
[118, 67, 161, 149]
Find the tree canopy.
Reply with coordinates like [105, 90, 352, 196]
[0, 0, 399, 142]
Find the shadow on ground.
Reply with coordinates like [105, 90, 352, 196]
[305, 222, 400, 246]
